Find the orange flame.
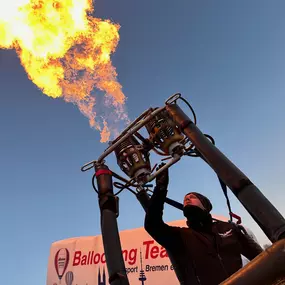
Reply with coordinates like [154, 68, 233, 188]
[0, 0, 128, 142]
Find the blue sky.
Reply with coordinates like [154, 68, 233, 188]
[1, 1, 285, 284]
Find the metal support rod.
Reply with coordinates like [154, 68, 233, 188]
[166, 103, 285, 242]
[97, 107, 166, 163]
[95, 163, 130, 285]
[120, 108, 153, 136]
[145, 153, 182, 183]
[81, 107, 166, 172]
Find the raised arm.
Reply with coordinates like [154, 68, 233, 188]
[144, 164, 181, 249]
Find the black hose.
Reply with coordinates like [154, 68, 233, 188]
[179, 96, 197, 125]
[92, 173, 99, 193]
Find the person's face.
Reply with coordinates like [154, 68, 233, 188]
[183, 193, 205, 210]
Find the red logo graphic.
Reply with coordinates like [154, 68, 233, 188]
[54, 248, 70, 281]
[65, 271, 74, 285]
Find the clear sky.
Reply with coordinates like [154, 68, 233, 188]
[1, 1, 285, 284]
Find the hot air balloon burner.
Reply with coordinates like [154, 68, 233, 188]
[145, 109, 184, 156]
[114, 135, 151, 183]
[81, 93, 285, 285]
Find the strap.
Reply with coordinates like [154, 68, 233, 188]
[218, 177, 242, 224]
[230, 212, 242, 225]
[186, 147, 242, 225]
[217, 177, 233, 222]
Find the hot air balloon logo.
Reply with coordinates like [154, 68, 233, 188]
[65, 271, 74, 285]
[54, 248, 70, 282]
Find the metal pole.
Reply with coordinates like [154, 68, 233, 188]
[95, 163, 130, 285]
[166, 103, 285, 242]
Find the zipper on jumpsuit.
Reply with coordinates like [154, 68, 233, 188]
[214, 235, 230, 279]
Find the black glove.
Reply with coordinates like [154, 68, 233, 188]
[155, 163, 169, 189]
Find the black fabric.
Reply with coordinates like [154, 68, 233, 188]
[145, 187, 264, 285]
[183, 205, 213, 232]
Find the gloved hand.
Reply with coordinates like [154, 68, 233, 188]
[155, 163, 169, 189]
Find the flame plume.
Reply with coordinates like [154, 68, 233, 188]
[0, 0, 128, 142]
